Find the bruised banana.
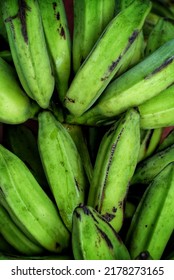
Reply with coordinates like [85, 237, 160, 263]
[3, 124, 48, 191]
[0, 204, 44, 256]
[145, 17, 174, 56]
[138, 128, 163, 163]
[38, 0, 71, 103]
[64, 0, 151, 117]
[130, 144, 174, 186]
[0, 144, 70, 252]
[0, 57, 39, 124]
[38, 111, 87, 231]
[66, 38, 174, 126]
[87, 108, 140, 232]
[72, 205, 131, 260]
[2, 0, 55, 108]
[73, 0, 116, 73]
[138, 84, 174, 129]
[63, 123, 93, 184]
[126, 162, 174, 260]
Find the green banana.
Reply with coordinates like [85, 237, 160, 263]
[126, 162, 174, 260]
[0, 204, 44, 255]
[151, 0, 174, 19]
[38, 111, 87, 231]
[0, 4, 8, 41]
[124, 201, 136, 219]
[0, 144, 70, 252]
[73, 0, 116, 73]
[139, 84, 174, 129]
[0, 57, 39, 124]
[130, 144, 174, 186]
[63, 123, 93, 184]
[72, 205, 131, 260]
[145, 17, 174, 56]
[3, 123, 48, 191]
[64, 0, 151, 117]
[1, 0, 55, 108]
[66, 38, 174, 126]
[38, 0, 71, 103]
[138, 128, 163, 162]
[157, 129, 174, 152]
[87, 108, 140, 232]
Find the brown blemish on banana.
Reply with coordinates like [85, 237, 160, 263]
[145, 56, 174, 79]
[64, 97, 75, 103]
[52, 2, 57, 10]
[102, 212, 115, 222]
[100, 127, 125, 210]
[60, 26, 66, 39]
[74, 178, 80, 192]
[95, 225, 113, 249]
[75, 210, 81, 220]
[112, 207, 117, 213]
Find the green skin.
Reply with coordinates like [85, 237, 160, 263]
[126, 162, 174, 260]
[87, 108, 140, 233]
[0, 204, 44, 256]
[0, 57, 39, 124]
[37, 0, 71, 103]
[130, 144, 174, 186]
[2, 0, 55, 109]
[65, 38, 174, 126]
[64, 0, 152, 117]
[72, 205, 131, 260]
[0, 144, 70, 252]
[73, 0, 116, 73]
[38, 111, 87, 232]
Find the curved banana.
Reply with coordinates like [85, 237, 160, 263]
[126, 162, 174, 260]
[87, 108, 140, 232]
[0, 144, 70, 253]
[0, 204, 44, 256]
[1, 0, 55, 108]
[38, 111, 87, 231]
[65, 38, 174, 126]
[38, 0, 71, 103]
[64, 0, 151, 117]
[0, 57, 39, 124]
[73, 0, 116, 73]
[130, 144, 174, 186]
[72, 205, 131, 260]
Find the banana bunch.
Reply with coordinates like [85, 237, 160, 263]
[1, 0, 174, 260]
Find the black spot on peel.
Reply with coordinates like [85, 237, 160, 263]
[145, 56, 174, 79]
[102, 212, 115, 222]
[101, 56, 122, 81]
[95, 225, 113, 249]
[112, 207, 117, 213]
[52, 2, 57, 10]
[64, 97, 75, 103]
[75, 211, 81, 220]
[56, 12, 60, 20]
[60, 26, 66, 39]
